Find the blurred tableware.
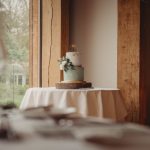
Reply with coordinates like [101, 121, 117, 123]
[47, 107, 76, 124]
[22, 107, 48, 119]
[74, 126, 124, 145]
[35, 125, 74, 138]
[48, 107, 76, 118]
[25, 105, 52, 111]
[22, 106, 76, 121]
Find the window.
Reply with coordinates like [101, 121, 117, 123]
[0, 0, 69, 107]
[0, 0, 29, 106]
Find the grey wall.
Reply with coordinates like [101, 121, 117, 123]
[70, 0, 117, 88]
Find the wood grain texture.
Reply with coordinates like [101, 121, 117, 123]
[118, 0, 140, 122]
[42, 0, 69, 87]
[29, 0, 39, 87]
[42, 0, 61, 87]
[55, 82, 92, 89]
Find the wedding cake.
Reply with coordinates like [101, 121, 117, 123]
[63, 51, 84, 82]
[56, 45, 92, 89]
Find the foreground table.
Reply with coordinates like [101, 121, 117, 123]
[20, 87, 127, 121]
[1, 109, 150, 150]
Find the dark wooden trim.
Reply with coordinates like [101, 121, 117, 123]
[61, 0, 70, 81]
[61, 0, 69, 57]
[139, 0, 145, 124]
[139, 0, 150, 125]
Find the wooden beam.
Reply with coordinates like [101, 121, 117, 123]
[42, 0, 69, 86]
[29, 0, 39, 87]
[118, 0, 140, 122]
[42, 0, 61, 87]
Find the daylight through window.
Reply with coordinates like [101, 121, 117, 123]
[0, 0, 29, 106]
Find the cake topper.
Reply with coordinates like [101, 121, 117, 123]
[69, 44, 78, 52]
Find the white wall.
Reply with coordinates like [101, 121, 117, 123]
[70, 0, 117, 88]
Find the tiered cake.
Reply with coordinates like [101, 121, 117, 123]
[63, 51, 84, 82]
[56, 45, 92, 89]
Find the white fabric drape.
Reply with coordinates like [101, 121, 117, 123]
[20, 87, 127, 120]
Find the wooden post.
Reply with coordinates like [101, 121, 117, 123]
[30, 0, 69, 87]
[29, 0, 39, 87]
[42, 0, 69, 87]
[118, 0, 140, 122]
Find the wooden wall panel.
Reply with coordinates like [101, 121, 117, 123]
[118, 0, 140, 122]
[29, 0, 39, 87]
[42, 0, 61, 87]
[42, 0, 53, 86]
[42, 0, 69, 87]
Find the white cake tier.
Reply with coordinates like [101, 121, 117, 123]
[66, 52, 81, 66]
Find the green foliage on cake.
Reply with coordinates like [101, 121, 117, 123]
[63, 66, 84, 81]
[58, 45, 84, 82]
[58, 57, 74, 72]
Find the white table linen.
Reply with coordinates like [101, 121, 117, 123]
[20, 87, 127, 120]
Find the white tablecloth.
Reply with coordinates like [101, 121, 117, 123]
[20, 87, 127, 120]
